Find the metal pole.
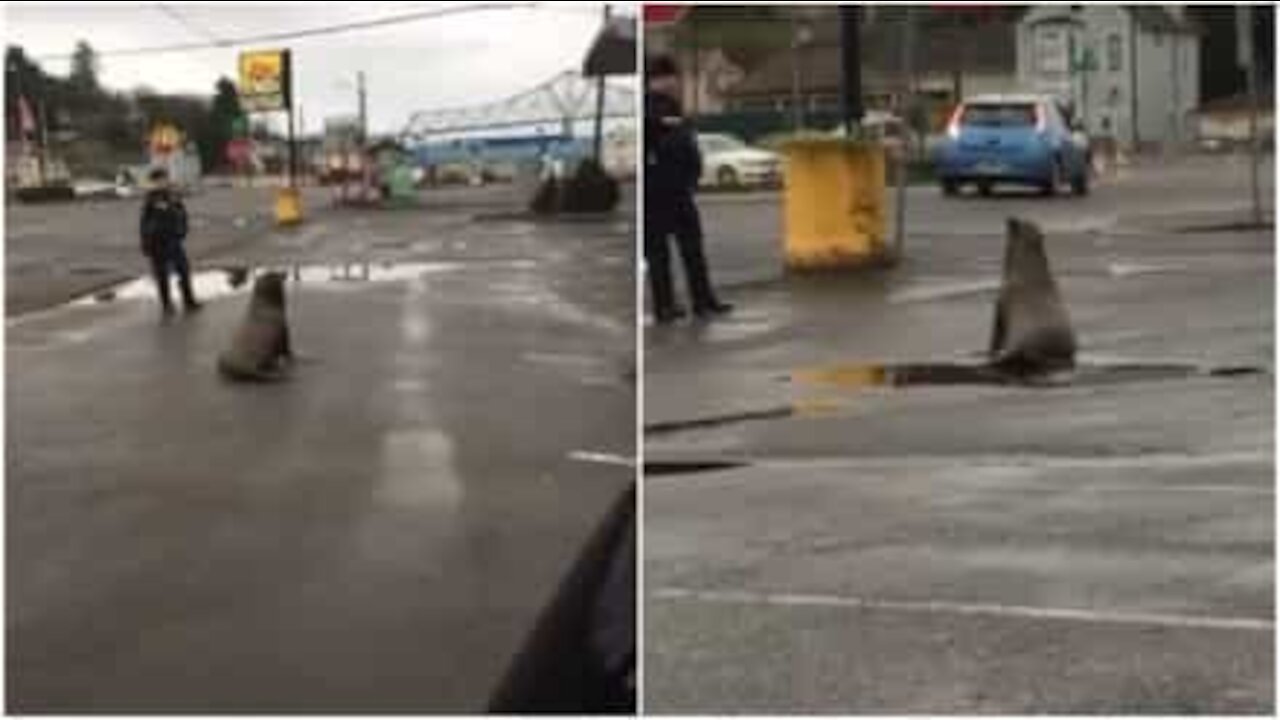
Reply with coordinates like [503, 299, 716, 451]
[838, 5, 863, 136]
[893, 7, 915, 262]
[1240, 6, 1262, 226]
[592, 5, 609, 161]
[791, 11, 803, 131]
[287, 107, 297, 189]
[298, 103, 305, 184]
[1129, 15, 1139, 149]
[1248, 52, 1262, 226]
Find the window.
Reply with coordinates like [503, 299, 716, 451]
[1107, 34, 1123, 72]
[960, 104, 1038, 128]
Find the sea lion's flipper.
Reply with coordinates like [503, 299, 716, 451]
[989, 296, 1007, 357]
[217, 355, 291, 383]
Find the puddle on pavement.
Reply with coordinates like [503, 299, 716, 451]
[1173, 221, 1274, 234]
[786, 360, 1267, 391]
[645, 360, 1266, 438]
[643, 459, 748, 476]
[68, 261, 482, 307]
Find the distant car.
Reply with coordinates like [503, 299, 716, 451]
[696, 133, 780, 188]
[934, 94, 1090, 197]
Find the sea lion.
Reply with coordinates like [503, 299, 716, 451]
[989, 217, 1077, 375]
[217, 271, 293, 382]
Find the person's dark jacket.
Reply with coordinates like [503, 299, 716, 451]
[139, 188, 188, 257]
[645, 91, 701, 201]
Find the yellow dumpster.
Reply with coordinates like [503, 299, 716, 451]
[780, 137, 888, 270]
[274, 187, 303, 226]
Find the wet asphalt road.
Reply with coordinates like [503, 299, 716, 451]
[644, 155, 1274, 713]
[7, 185, 635, 711]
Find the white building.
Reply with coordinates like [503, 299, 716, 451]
[1017, 6, 1201, 150]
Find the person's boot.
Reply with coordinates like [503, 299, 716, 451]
[179, 275, 202, 312]
[693, 299, 733, 319]
[155, 279, 175, 319]
[653, 305, 687, 325]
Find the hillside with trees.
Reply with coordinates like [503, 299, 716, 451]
[5, 41, 247, 177]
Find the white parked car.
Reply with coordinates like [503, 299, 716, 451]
[696, 133, 780, 188]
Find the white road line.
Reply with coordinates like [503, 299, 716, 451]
[652, 587, 1275, 632]
[889, 279, 1000, 304]
[569, 450, 636, 467]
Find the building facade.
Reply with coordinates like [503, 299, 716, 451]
[1017, 6, 1201, 150]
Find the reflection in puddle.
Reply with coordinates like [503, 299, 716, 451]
[67, 261, 483, 307]
[377, 429, 462, 509]
[789, 360, 1266, 390]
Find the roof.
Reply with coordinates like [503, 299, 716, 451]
[583, 15, 637, 77]
[1024, 6, 1200, 35]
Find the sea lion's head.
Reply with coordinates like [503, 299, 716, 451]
[1003, 217, 1053, 288]
[251, 271, 288, 310]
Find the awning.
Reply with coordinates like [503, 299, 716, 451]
[583, 15, 636, 77]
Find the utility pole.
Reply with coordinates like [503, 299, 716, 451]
[837, 5, 864, 136]
[357, 70, 368, 147]
[357, 70, 369, 197]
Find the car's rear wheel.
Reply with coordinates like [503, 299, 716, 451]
[717, 166, 739, 188]
[977, 181, 994, 197]
[940, 179, 959, 197]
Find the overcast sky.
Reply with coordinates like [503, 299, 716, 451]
[5, 1, 633, 134]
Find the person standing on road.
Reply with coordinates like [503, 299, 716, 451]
[644, 55, 732, 324]
[139, 167, 201, 316]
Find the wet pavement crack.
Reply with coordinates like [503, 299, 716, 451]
[644, 408, 794, 437]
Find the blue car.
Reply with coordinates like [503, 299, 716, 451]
[934, 94, 1091, 197]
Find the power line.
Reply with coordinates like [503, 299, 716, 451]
[32, 2, 537, 62]
[153, 3, 224, 45]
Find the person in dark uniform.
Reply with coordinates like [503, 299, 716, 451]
[644, 55, 732, 324]
[139, 167, 201, 316]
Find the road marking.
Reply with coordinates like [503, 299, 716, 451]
[652, 587, 1275, 632]
[1106, 261, 1187, 278]
[889, 279, 1000, 304]
[569, 450, 636, 468]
